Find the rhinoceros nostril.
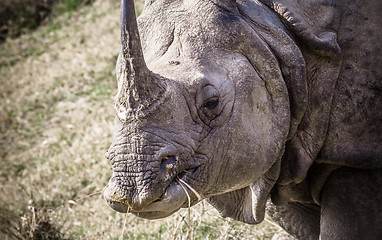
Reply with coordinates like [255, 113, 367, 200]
[160, 156, 178, 172]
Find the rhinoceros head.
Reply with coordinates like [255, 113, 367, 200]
[103, 0, 329, 223]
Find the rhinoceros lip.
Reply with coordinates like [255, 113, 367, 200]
[130, 165, 200, 217]
[156, 165, 200, 202]
[129, 182, 187, 219]
[136, 166, 202, 220]
[104, 165, 201, 219]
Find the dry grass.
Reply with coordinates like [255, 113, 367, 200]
[0, 0, 284, 239]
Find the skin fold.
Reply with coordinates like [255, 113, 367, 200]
[103, 0, 382, 239]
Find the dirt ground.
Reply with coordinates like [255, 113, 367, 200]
[0, 0, 284, 239]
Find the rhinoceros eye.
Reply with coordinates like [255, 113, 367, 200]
[203, 97, 219, 110]
[198, 85, 221, 120]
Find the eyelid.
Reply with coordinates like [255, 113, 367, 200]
[203, 95, 220, 111]
[205, 96, 219, 102]
[203, 86, 219, 100]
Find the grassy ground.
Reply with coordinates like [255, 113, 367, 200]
[0, 0, 286, 239]
[0, 0, 97, 43]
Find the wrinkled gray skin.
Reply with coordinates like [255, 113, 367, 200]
[103, 0, 382, 239]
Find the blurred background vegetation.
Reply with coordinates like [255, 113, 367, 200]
[0, 0, 97, 43]
[0, 0, 285, 239]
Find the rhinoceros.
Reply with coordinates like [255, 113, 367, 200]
[103, 0, 382, 239]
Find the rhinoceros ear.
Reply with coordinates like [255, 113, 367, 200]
[261, 0, 341, 56]
[207, 159, 281, 224]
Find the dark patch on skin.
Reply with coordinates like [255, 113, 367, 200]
[168, 60, 180, 65]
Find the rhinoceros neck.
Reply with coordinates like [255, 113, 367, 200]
[275, 0, 382, 206]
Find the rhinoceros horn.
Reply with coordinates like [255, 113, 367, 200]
[115, 0, 166, 120]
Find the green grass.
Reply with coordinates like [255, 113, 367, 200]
[39, 22, 62, 39]
[0, 0, 96, 41]
[54, 0, 96, 15]
[0, 0, 101, 71]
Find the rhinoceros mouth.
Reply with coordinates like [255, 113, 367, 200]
[104, 163, 202, 219]
[155, 165, 201, 202]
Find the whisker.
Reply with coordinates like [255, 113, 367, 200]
[69, 187, 105, 204]
[120, 209, 129, 240]
[176, 178, 192, 239]
[176, 178, 191, 210]
[177, 177, 202, 201]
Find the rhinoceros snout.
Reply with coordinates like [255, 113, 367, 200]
[103, 176, 159, 212]
[104, 151, 202, 217]
[104, 153, 184, 211]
